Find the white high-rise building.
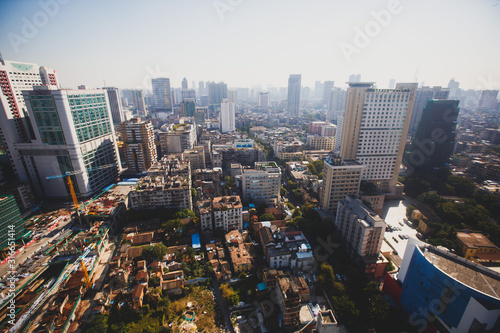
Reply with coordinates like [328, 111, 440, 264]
[0, 59, 60, 181]
[258, 92, 271, 107]
[287, 74, 301, 117]
[220, 99, 235, 133]
[339, 82, 416, 193]
[18, 86, 121, 198]
[349, 74, 361, 83]
[323, 81, 334, 105]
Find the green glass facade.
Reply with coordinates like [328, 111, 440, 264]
[28, 95, 66, 145]
[0, 195, 25, 250]
[68, 93, 112, 143]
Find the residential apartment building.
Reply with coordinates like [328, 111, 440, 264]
[339, 82, 417, 193]
[129, 155, 192, 210]
[120, 118, 157, 173]
[225, 230, 254, 273]
[197, 195, 243, 232]
[320, 154, 364, 213]
[18, 86, 121, 198]
[335, 195, 386, 276]
[220, 99, 235, 133]
[182, 146, 206, 170]
[241, 162, 281, 206]
[159, 122, 197, 154]
[306, 136, 335, 151]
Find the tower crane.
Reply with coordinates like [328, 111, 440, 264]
[46, 163, 118, 216]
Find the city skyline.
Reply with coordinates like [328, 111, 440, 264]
[0, 0, 499, 90]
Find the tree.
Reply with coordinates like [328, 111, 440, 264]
[280, 186, 287, 197]
[86, 314, 109, 333]
[220, 283, 239, 307]
[142, 243, 168, 262]
[292, 208, 302, 218]
[317, 263, 335, 291]
[259, 213, 276, 221]
[191, 187, 198, 198]
[331, 295, 359, 326]
[406, 205, 417, 220]
[367, 294, 391, 324]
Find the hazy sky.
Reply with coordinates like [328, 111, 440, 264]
[1, 0, 499, 91]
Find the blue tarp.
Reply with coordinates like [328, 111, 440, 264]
[191, 233, 201, 249]
[257, 282, 267, 291]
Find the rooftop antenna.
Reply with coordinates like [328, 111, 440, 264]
[413, 66, 420, 84]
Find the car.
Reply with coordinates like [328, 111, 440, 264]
[392, 236, 398, 243]
[335, 274, 342, 282]
[398, 234, 404, 240]
[341, 274, 348, 282]
[399, 221, 404, 226]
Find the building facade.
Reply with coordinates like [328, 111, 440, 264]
[159, 122, 197, 154]
[320, 154, 363, 213]
[120, 118, 157, 173]
[152, 78, 172, 111]
[18, 86, 121, 198]
[287, 74, 301, 117]
[220, 99, 235, 133]
[104, 87, 124, 124]
[0, 195, 25, 251]
[409, 86, 450, 134]
[408, 99, 459, 170]
[335, 195, 386, 275]
[241, 161, 281, 206]
[398, 239, 500, 333]
[339, 82, 416, 193]
[306, 136, 335, 151]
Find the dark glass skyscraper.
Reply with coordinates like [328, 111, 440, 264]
[409, 99, 459, 170]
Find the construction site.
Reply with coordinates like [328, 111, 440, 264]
[0, 223, 110, 333]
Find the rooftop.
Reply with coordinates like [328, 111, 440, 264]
[457, 230, 499, 249]
[424, 246, 500, 299]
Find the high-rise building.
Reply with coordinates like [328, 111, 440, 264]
[327, 88, 347, 121]
[242, 162, 281, 206]
[0, 59, 59, 181]
[182, 77, 188, 90]
[181, 89, 196, 102]
[198, 196, 243, 232]
[287, 74, 301, 117]
[348, 74, 361, 83]
[320, 154, 363, 213]
[227, 90, 238, 103]
[447, 78, 460, 98]
[335, 113, 343, 153]
[19, 86, 121, 197]
[152, 78, 172, 111]
[220, 99, 235, 133]
[126, 89, 146, 115]
[409, 86, 450, 134]
[104, 87, 124, 124]
[180, 99, 196, 118]
[258, 92, 271, 107]
[335, 195, 386, 275]
[478, 90, 499, 109]
[323, 81, 334, 105]
[388, 79, 395, 89]
[408, 100, 459, 170]
[207, 81, 228, 107]
[120, 118, 157, 173]
[339, 82, 417, 193]
[314, 81, 324, 100]
[0, 195, 25, 250]
[198, 81, 206, 96]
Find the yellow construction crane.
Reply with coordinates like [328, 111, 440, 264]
[80, 260, 93, 289]
[46, 164, 117, 215]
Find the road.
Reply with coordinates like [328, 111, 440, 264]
[380, 197, 419, 260]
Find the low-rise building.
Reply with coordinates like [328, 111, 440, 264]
[225, 230, 255, 274]
[457, 230, 500, 263]
[274, 274, 310, 328]
[306, 136, 335, 151]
